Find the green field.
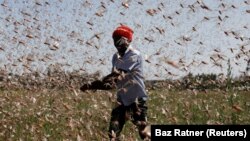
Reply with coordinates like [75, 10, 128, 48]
[0, 88, 249, 141]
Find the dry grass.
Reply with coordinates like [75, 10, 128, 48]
[0, 88, 249, 141]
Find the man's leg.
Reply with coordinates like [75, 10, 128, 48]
[131, 98, 148, 139]
[108, 105, 126, 141]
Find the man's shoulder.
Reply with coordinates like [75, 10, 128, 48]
[132, 49, 141, 56]
[112, 52, 119, 57]
[128, 47, 141, 56]
[128, 48, 143, 63]
[112, 53, 119, 62]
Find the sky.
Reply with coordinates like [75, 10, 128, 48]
[0, 0, 249, 80]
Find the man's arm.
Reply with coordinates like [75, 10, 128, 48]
[80, 69, 128, 92]
[80, 79, 113, 92]
[102, 68, 127, 83]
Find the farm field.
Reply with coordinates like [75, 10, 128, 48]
[0, 0, 250, 140]
[0, 87, 249, 141]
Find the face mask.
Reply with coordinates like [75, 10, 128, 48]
[114, 37, 129, 47]
[114, 37, 130, 56]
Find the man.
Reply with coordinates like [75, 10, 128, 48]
[80, 25, 149, 140]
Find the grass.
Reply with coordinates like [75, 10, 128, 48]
[0, 88, 249, 141]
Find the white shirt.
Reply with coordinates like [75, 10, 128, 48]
[112, 46, 147, 106]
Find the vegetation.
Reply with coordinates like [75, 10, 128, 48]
[0, 86, 249, 140]
[0, 68, 249, 140]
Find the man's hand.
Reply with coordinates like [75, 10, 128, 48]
[80, 80, 114, 92]
[80, 83, 90, 92]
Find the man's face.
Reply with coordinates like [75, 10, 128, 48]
[113, 36, 130, 56]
